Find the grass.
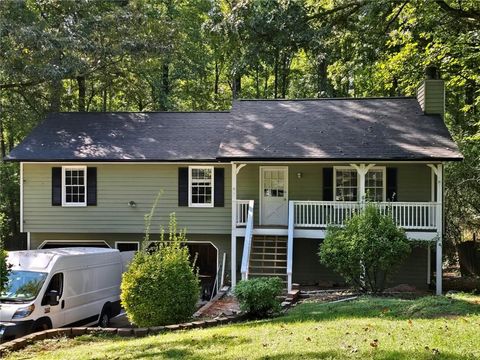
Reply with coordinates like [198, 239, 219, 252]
[7, 293, 480, 360]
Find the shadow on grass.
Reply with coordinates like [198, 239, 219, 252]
[256, 350, 475, 360]
[236, 295, 480, 328]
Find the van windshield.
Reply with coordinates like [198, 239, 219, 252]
[0, 270, 48, 303]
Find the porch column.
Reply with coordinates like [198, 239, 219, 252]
[231, 163, 237, 288]
[351, 163, 375, 203]
[435, 164, 443, 295]
[428, 163, 443, 295]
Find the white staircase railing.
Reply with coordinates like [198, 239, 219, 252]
[236, 200, 250, 226]
[240, 200, 255, 280]
[287, 201, 294, 292]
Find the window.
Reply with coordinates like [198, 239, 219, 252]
[333, 166, 386, 202]
[62, 166, 87, 206]
[335, 168, 358, 201]
[41, 273, 63, 306]
[365, 168, 385, 202]
[115, 242, 140, 252]
[189, 166, 214, 207]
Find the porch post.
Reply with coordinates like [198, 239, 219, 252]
[351, 163, 375, 204]
[435, 164, 443, 295]
[231, 163, 237, 288]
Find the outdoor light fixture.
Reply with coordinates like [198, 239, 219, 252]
[297, 172, 302, 179]
[128, 200, 137, 208]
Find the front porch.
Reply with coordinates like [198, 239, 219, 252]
[230, 162, 444, 295]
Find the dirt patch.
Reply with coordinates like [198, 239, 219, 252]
[197, 295, 240, 319]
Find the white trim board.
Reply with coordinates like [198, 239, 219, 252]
[234, 228, 437, 241]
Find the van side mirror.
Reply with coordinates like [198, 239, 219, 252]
[46, 290, 59, 306]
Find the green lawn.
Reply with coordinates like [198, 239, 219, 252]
[7, 293, 480, 360]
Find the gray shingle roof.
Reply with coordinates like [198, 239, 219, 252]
[6, 98, 462, 162]
[218, 98, 462, 161]
[7, 112, 229, 161]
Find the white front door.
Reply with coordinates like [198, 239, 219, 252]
[260, 167, 288, 226]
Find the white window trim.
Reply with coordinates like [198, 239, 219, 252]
[62, 165, 87, 207]
[333, 166, 359, 202]
[333, 166, 386, 202]
[115, 241, 140, 251]
[188, 166, 214, 208]
[365, 167, 387, 202]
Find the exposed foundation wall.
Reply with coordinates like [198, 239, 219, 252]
[292, 239, 430, 290]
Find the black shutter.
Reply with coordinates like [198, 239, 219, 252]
[386, 167, 398, 201]
[52, 167, 62, 206]
[87, 167, 97, 206]
[214, 168, 224, 207]
[323, 167, 334, 201]
[178, 167, 189, 206]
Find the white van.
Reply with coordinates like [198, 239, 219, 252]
[0, 248, 123, 342]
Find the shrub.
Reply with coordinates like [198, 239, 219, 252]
[121, 214, 200, 327]
[234, 277, 284, 318]
[0, 242, 9, 293]
[319, 203, 411, 293]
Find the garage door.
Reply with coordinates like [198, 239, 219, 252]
[39, 241, 110, 249]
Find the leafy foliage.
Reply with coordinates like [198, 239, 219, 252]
[120, 214, 200, 327]
[234, 277, 283, 318]
[319, 204, 411, 293]
[0, 0, 478, 263]
[0, 243, 9, 293]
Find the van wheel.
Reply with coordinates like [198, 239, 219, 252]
[98, 308, 111, 328]
[33, 319, 51, 332]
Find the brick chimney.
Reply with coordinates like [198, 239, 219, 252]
[417, 66, 445, 118]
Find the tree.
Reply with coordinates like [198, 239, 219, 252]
[0, 242, 10, 293]
[319, 204, 411, 293]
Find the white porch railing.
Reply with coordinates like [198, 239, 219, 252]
[293, 201, 438, 230]
[240, 200, 255, 280]
[236, 200, 250, 226]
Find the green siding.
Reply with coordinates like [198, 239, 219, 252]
[396, 164, 432, 202]
[417, 80, 444, 118]
[24, 162, 434, 233]
[24, 164, 231, 234]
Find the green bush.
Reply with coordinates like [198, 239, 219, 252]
[0, 242, 10, 293]
[121, 214, 200, 327]
[319, 203, 411, 293]
[234, 277, 284, 318]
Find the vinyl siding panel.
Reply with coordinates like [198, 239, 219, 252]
[24, 164, 231, 234]
[417, 80, 444, 117]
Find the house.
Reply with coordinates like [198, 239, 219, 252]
[6, 72, 462, 295]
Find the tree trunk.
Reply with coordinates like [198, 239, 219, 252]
[255, 64, 260, 98]
[317, 58, 328, 97]
[263, 69, 269, 98]
[233, 74, 241, 99]
[160, 63, 170, 110]
[214, 60, 220, 95]
[77, 76, 86, 112]
[281, 52, 289, 98]
[102, 88, 107, 112]
[274, 53, 279, 99]
[49, 78, 62, 112]
[0, 106, 5, 160]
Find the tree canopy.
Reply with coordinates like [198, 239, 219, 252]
[0, 0, 478, 258]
